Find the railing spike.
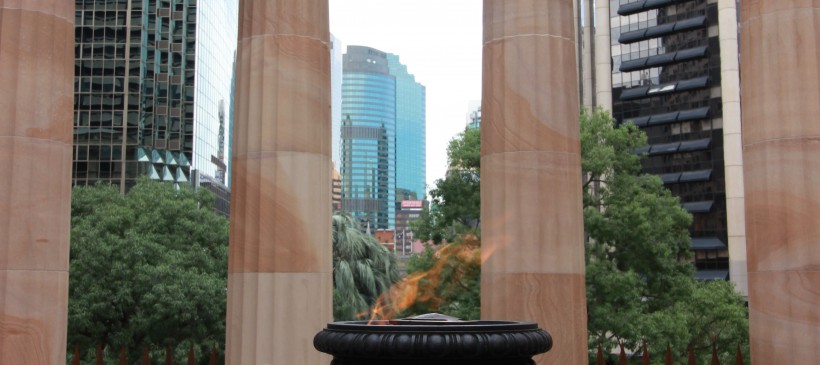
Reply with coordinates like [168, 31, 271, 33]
[711, 342, 720, 365]
[71, 345, 80, 365]
[188, 344, 197, 365]
[619, 342, 628, 365]
[688, 344, 698, 365]
[141, 346, 151, 365]
[643, 341, 650, 365]
[736, 343, 744, 365]
[665, 343, 674, 365]
[95, 344, 105, 365]
[210, 345, 219, 365]
[165, 344, 174, 365]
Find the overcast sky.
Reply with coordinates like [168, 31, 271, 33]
[329, 0, 483, 196]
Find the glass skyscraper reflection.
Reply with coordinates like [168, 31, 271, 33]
[387, 54, 426, 203]
[340, 46, 426, 230]
[341, 46, 397, 229]
[72, 0, 238, 191]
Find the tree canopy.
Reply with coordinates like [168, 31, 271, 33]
[332, 212, 400, 320]
[68, 179, 229, 362]
[581, 108, 749, 364]
[407, 109, 749, 364]
[411, 126, 481, 243]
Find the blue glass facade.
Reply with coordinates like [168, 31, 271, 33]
[341, 46, 397, 229]
[192, 0, 238, 184]
[387, 54, 426, 202]
[72, 0, 238, 190]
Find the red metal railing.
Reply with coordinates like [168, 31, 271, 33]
[596, 341, 746, 365]
[70, 344, 219, 365]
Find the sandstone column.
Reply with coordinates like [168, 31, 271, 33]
[0, 2, 74, 364]
[740, 1, 820, 363]
[482, 1, 587, 364]
[227, 1, 331, 364]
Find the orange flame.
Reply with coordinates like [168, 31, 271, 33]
[361, 235, 481, 323]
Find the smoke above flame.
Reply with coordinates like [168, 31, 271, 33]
[359, 235, 481, 323]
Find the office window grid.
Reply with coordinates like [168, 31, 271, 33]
[609, 0, 729, 273]
[73, 0, 237, 190]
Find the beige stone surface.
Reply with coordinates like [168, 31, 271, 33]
[580, 0, 594, 109]
[238, 0, 328, 41]
[233, 36, 331, 158]
[740, 5, 820, 144]
[483, 0, 575, 42]
[0, 139, 72, 271]
[228, 1, 332, 364]
[0, 3, 73, 365]
[482, 38, 579, 155]
[0, 1, 73, 21]
[481, 152, 584, 274]
[594, 0, 612, 111]
[747, 271, 820, 363]
[743, 142, 820, 273]
[482, 1, 586, 364]
[717, 0, 747, 296]
[229, 152, 331, 273]
[0, 271, 69, 365]
[741, 1, 820, 361]
[482, 273, 588, 365]
[226, 273, 332, 364]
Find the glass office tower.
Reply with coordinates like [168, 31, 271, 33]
[341, 46, 397, 229]
[387, 54, 426, 202]
[73, 0, 238, 191]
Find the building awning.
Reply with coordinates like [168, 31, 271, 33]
[691, 237, 727, 250]
[621, 107, 711, 128]
[620, 46, 709, 72]
[678, 137, 712, 152]
[682, 200, 714, 213]
[619, 16, 707, 44]
[648, 111, 679, 125]
[695, 270, 729, 281]
[617, 0, 682, 16]
[677, 107, 711, 122]
[679, 169, 712, 183]
[659, 172, 681, 184]
[620, 76, 710, 101]
[649, 142, 681, 155]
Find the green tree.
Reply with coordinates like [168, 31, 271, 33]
[581, 107, 749, 364]
[411, 127, 481, 242]
[403, 109, 749, 364]
[68, 179, 229, 363]
[332, 212, 400, 320]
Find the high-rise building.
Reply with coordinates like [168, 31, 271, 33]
[341, 46, 397, 229]
[72, 0, 238, 191]
[467, 104, 481, 130]
[582, 0, 747, 295]
[340, 46, 426, 230]
[387, 54, 426, 202]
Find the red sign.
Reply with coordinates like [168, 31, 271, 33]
[401, 200, 423, 209]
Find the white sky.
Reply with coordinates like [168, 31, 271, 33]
[329, 0, 483, 196]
